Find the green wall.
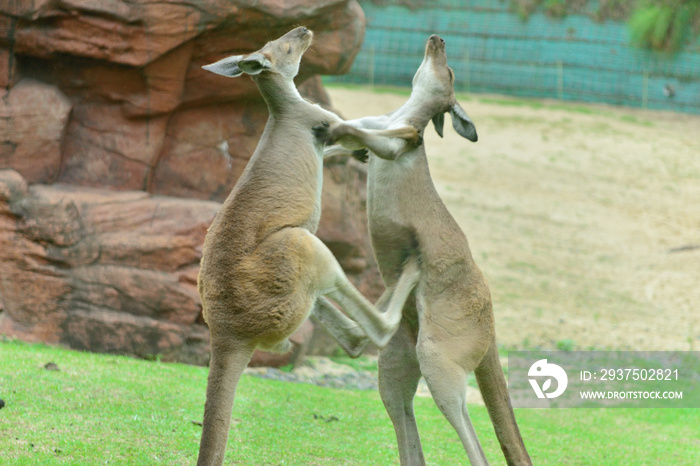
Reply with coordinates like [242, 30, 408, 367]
[329, 0, 700, 114]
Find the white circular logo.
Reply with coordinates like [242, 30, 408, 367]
[528, 359, 568, 399]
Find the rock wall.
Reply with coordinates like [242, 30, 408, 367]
[0, 170, 215, 364]
[0, 0, 381, 365]
[1, 0, 365, 192]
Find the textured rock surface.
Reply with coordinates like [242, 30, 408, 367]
[0, 1, 379, 365]
[0, 169, 216, 364]
[0, 165, 376, 365]
[1, 0, 366, 193]
[0, 79, 71, 183]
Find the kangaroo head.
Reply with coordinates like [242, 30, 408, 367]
[412, 35, 477, 142]
[202, 26, 313, 80]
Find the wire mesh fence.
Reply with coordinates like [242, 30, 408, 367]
[328, 0, 700, 114]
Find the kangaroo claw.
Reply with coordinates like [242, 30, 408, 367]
[351, 148, 369, 163]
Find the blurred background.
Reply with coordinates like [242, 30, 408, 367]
[330, 0, 700, 113]
[1, 0, 698, 368]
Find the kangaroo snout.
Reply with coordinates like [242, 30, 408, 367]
[427, 34, 446, 54]
[290, 25, 312, 41]
[429, 34, 445, 46]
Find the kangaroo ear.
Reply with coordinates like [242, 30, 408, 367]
[450, 101, 478, 142]
[237, 52, 272, 75]
[202, 55, 245, 78]
[431, 112, 445, 138]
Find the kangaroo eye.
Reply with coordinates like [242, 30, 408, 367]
[287, 44, 292, 54]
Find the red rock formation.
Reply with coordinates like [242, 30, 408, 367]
[0, 1, 379, 365]
[0, 169, 216, 363]
[2, 0, 365, 193]
[0, 79, 71, 183]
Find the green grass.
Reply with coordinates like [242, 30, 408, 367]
[1, 339, 698, 465]
[329, 354, 378, 373]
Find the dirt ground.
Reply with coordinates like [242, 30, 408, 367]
[328, 86, 700, 352]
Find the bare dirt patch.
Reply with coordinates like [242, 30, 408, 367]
[328, 86, 700, 352]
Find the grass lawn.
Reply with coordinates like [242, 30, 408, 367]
[1, 339, 698, 465]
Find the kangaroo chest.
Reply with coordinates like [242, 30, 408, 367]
[366, 153, 432, 235]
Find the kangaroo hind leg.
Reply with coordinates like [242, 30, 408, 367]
[311, 238, 420, 348]
[378, 322, 425, 465]
[474, 340, 532, 466]
[318, 248, 420, 348]
[311, 296, 370, 358]
[197, 337, 256, 466]
[417, 333, 489, 466]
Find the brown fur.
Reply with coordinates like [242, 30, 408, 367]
[331, 36, 532, 465]
[195, 27, 422, 466]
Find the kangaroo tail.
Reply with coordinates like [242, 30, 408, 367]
[197, 338, 256, 466]
[474, 340, 532, 466]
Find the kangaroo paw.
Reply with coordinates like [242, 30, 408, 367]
[351, 148, 369, 163]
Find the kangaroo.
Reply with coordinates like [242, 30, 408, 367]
[196, 27, 422, 466]
[326, 36, 532, 465]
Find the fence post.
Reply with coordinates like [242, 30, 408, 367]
[642, 70, 649, 109]
[465, 50, 470, 93]
[368, 45, 375, 89]
[557, 60, 564, 100]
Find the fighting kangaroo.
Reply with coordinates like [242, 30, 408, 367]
[196, 27, 421, 466]
[326, 36, 532, 465]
